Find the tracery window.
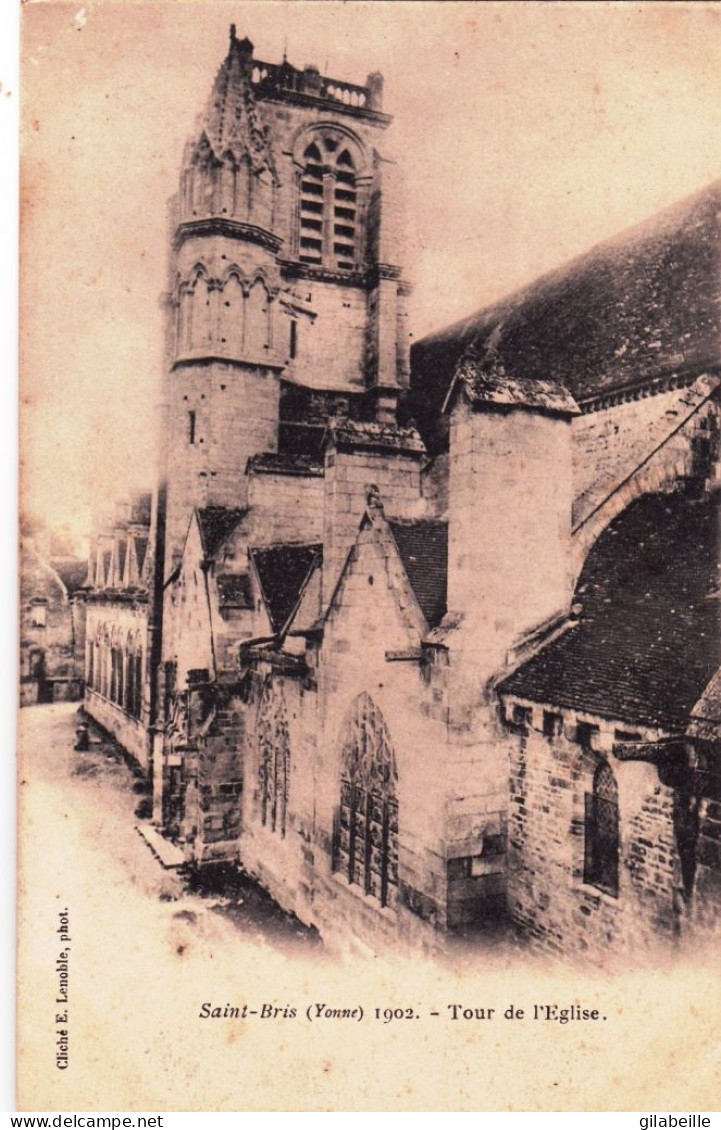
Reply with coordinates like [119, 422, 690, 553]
[335, 693, 398, 907]
[584, 760, 620, 897]
[298, 136, 358, 270]
[256, 679, 291, 836]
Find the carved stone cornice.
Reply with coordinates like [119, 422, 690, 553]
[174, 218, 283, 255]
[578, 368, 720, 414]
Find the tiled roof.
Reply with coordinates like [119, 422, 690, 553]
[116, 539, 127, 582]
[388, 519, 448, 628]
[498, 492, 721, 732]
[197, 507, 248, 560]
[250, 543, 323, 633]
[410, 180, 721, 446]
[129, 491, 152, 525]
[217, 573, 253, 610]
[49, 557, 88, 594]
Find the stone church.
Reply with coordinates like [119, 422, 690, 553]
[83, 27, 721, 956]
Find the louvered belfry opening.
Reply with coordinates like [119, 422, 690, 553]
[299, 137, 357, 269]
[333, 148, 357, 269]
[299, 142, 324, 264]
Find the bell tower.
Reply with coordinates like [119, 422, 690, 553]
[157, 25, 413, 566]
[144, 24, 418, 829]
[162, 27, 285, 565]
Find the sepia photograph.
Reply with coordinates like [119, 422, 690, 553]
[17, 0, 721, 1112]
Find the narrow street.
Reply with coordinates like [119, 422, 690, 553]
[17, 703, 332, 1111]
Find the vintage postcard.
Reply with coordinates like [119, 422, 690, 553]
[17, 0, 721, 1112]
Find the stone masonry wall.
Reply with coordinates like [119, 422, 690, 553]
[239, 671, 317, 927]
[322, 445, 422, 604]
[312, 525, 449, 953]
[572, 377, 719, 528]
[246, 469, 324, 546]
[166, 363, 280, 565]
[505, 708, 682, 958]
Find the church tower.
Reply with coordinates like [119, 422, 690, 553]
[159, 26, 411, 566]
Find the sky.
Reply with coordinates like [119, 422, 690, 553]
[20, 0, 721, 546]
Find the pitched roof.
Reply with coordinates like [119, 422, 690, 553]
[388, 519, 448, 628]
[134, 536, 149, 579]
[498, 492, 721, 732]
[410, 179, 721, 443]
[129, 491, 152, 525]
[250, 543, 322, 633]
[116, 539, 127, 583]
[197, 507, 248, 560]
[49, 557, 88, 594]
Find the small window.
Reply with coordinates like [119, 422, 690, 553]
[576, 721, 599, 750]
[614, 729, 641, 744]
[584, 761, 620, 897]
[188, 410, 196, 445]
[289, 320, 298, 359]
[543, 711, 562, 739]
[447, 857, 470, 880]
[30, 601, 47, 628]
[510, 704, 532, 732]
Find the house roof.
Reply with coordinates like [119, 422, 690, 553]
[49, 557, 88, 594]
[116, 539, 127, 583]
[498, 492, 721, 732]
[129, 491, 152, 525]
[388, 519, 448, 629]
[197, 507, 248, 560]
[135, 536, 149, 579]
[410, 179, 721, 445]
[250, 543, 323, 633]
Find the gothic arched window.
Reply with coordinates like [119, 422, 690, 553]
[584, 760, 620, 897]
[335, 693, 398, 907]
[298, 136, 358, 270]
[257, 679, 291, 836]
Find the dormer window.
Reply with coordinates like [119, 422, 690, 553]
[298, 136, 358, 270]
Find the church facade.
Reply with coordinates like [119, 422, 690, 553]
[83, 28, 721, 957]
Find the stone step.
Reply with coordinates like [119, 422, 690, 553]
[136, 823, 186, 869]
